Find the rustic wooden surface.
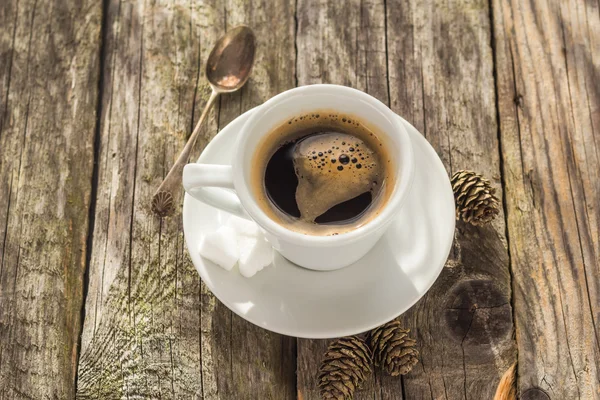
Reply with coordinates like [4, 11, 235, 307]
[388, 0, 516, 398]
[0, 0, 102, 398]
[493, 0, 600, 398]
[76, 0, 209, 397]
[0, 0, 598, 399]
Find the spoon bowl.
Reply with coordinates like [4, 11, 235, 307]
[207, 26, 256, 92]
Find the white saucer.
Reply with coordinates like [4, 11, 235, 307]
[183, 110, 455, 339]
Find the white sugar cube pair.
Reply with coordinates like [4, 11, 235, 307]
[198, 216, 272, 278]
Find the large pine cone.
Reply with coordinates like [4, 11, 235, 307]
[317, 336, 373, 400]
[451, 170, 499, 226]
[366, 320, 419, 376]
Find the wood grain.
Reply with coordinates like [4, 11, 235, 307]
[295, 0, 404, 399]
[492, 0, 600, 398]
[76, 0, 297, 398]
[76, 0, 220, 397]
[204, 1, 298, 399]
[0, 0, 102, 398]
[295, 0, 516, 399]
[387, 0, 517, 398]
[1, 0, 597, 398]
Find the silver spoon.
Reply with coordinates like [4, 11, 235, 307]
[152, 25, 256, 217]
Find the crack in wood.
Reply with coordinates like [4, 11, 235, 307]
[487, 10, 520, 395]
[75, 0, 110, 394]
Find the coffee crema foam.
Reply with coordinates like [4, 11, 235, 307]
[251, 111, 395, 236]
[293, 132, 381, 221]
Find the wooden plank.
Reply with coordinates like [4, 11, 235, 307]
[77, 0, 298, 398]
[0, 0, 102, 398]
[387, 0, 517, 398]
[296, 0, 517, 399]
[204, 0, 298, 399]
[492, 0, 600, 398]
[76, 0, 222, 398]
[294, 1, 405, 399]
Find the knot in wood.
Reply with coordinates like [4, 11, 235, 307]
[443, 279, 512, 344]
[521, 388, 550, 400]
[514, 94, 524, 108]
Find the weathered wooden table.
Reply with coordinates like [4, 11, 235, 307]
[1, 0, 598, 398]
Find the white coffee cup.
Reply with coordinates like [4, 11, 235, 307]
[183, 84, 414, 270]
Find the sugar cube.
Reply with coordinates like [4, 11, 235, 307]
[225, 215, 260, 238]
[238, 233, 273, 278]
[198, 226, 239, 271]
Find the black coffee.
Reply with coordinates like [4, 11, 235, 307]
[251, 112, 393, 236]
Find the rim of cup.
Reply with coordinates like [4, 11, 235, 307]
[233, 84, 415, 246]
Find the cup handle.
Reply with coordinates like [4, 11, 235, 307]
[182, 164, 250, 219]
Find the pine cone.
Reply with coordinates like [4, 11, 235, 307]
[317, 336, 373, 400]
[366, 320, 419, 376]
[451, 170, 499, 226]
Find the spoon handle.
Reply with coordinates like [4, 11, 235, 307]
[152, 89, 219, 217]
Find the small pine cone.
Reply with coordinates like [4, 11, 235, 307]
[366, 320, 419, 376]
[451, 170, 499, 226]
[152, 191, 174, 217]
[317, 336, 373, 400]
